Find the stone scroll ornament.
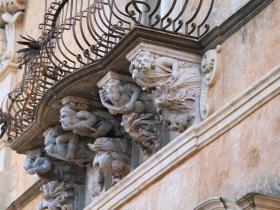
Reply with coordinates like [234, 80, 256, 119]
[127, 46, 202, 133]
[38, 181, 74, 210]
[97, 71, 161, 157]
[24, 149, 85, 184]
[88, 137, 131, 197]
[200, 45, 221, 119]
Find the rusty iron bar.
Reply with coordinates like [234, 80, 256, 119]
[1, 0, 214, 142]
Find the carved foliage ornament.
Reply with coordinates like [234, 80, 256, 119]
[38, 181, 74, 210]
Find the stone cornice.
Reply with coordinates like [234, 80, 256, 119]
[84, 63, 280, 210]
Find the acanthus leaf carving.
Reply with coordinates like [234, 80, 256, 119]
[38, 181, 74, 210]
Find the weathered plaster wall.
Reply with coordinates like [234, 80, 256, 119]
[119, 90, 280, 210]
[7, 150, 40, 207]
[209, 0, 280, 113]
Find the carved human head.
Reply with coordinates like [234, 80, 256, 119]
[43, 126, 63, 155]
[60, 103, 80, 131]
[105, 79, 122, 100]
[88, 137, 130, 169]
[136, 51, 154, 72]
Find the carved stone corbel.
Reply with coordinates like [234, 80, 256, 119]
[127, 43, 202, 133]
[38, 181, 74, 210]
[88, 137, 131, 196]
[60, 96, 122, 139]
[24, 149, 85, 184]
[43, 126, 94, 166]
[200, 45, 221, 119]
[97, 71, 161, 157]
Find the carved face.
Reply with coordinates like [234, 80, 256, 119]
[136, 51, 154, 72]
[60, 105, 80, 130]
[24, 149, 51, 175]
[93, 151, 113, 172]
[106, 79, 121, 101]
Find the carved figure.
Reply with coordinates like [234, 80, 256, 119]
[44, 126, 93, 166]
[129, 51, 179, 89]
[129, 50, 202, 132]
[24, 149, 85, 184]
[98, 71, 161, 157]
[99, 78, 145, 115]
[88, 137, 131, 196]
[38, 181, 74, 210]
[60, 97, 122, 138]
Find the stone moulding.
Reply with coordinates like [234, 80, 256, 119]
[194, 194, 280, 209]
[84, 63, 280, 210]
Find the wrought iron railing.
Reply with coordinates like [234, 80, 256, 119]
[1, 0, 214, 142]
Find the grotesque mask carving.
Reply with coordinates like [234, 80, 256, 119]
[24, 149, 85, 184]
[24, 149, 52, 175]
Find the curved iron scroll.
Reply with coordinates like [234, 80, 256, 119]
[2, 0, 214, 142]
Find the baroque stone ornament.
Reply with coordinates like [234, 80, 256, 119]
[88, 137, 131, 196]
[38, 181, 74, 210]
[43, 126, 94, 166]
[60, 96, 122, 139]
[24, 149, 85, 184]
[200, 45, 221, 119]
[97, 71, 161, 157]
[0, 0, 26, 70]
[127, 43, 202, 133]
